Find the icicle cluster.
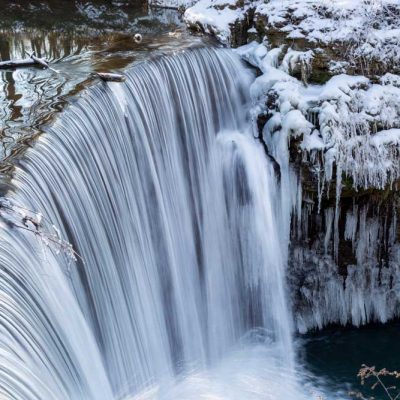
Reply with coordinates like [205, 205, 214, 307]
[289, 204, 400, 333]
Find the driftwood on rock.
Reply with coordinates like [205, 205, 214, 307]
[95, 72, 126, 82]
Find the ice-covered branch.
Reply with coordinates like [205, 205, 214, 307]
[0, 197, 81, 263]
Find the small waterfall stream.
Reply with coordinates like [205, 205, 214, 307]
[0, 48, 307, 399]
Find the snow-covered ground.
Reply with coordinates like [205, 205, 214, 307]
[258, 0, 400, 70]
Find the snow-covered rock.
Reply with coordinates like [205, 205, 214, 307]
[185, 0, 400, 76]
[149, 0, 198, 9]
[259, 0, 400, 73]
[239, 42, 400, 198]
[184, 0, 262, 44]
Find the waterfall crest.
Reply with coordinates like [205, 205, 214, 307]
[0, 48, 302, 399]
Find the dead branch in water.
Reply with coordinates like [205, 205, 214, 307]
[25, 51, 59, 73]
[0, 51, 58, 73]
[0, 57, 48, 69]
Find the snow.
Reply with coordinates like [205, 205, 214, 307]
[381, 73, 400, 87]
[185, 0, 400, 67]
[257, 0, 400, 67]
[280, 49, 314, 78]
[318, 75, 369, 101]
[184, 0, 262, 44]
[184, 1, 242, 43]
[250, 68, 296, 101]
[371, 128, 400, 147]
[236, 42, 268, 70]
[149, 0, 197, 8]
[238, 41, 400, 196]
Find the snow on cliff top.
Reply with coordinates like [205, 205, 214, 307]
[183, 0, 400, 193]
[185, 0, 400, 52]
[184, 0, 262, 43]
[260, 0, 400, 44]
[149, 0, 197, 8]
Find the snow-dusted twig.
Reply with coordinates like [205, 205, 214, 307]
[0, 197, 82, 263]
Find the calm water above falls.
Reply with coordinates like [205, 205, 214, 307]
[0, 2, 205, 174]
[0, 47, 320, 399]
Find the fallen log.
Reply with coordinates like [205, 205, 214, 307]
[25, 51, 58, 73]
[25, 51, 50, 69]
[95, 72, 126, 82]
[0, 57, 48, 69]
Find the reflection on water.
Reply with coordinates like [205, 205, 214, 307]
[0, 0, 148, 31]
[0, 1, 208, 181]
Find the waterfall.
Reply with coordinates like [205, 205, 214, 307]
[0, 48, 307, 399]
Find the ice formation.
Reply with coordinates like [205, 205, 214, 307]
[235, 39, 400, 332]
[290, 203, 400, 333]
[238, 41, 400, 197]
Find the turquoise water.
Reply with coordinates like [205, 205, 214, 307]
[302, 322, 400, 399]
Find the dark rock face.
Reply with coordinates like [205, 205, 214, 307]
[288, 170, 400, 331]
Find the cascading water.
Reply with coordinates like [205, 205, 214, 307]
[0, 48, 309, 399]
